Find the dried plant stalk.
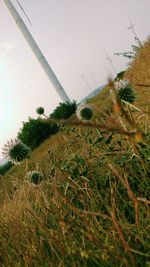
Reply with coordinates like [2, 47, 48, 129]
[108, 164, 140, 227]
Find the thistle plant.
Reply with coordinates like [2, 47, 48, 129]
[36, 107, 44, 115]
[114, 79, 136, 103]
[2, 139, 31, 164]
[26, 170, 43, 184]
[36, 106, 48, 118]
[76, 104, 93, 121]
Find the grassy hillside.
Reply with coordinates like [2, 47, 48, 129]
[0, 40, 150, 267]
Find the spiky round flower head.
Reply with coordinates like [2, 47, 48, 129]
[76, 104, 93, 121]
[114, 79, 129, 90]
[114, 79, 136, 104]
[2, 139, 31, 164]
[36, 107, 45, 115]
[26, 170, 43, 184]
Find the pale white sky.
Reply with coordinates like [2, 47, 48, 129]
[0, 0, 150, 158]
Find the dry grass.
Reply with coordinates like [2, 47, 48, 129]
[125, 37, 150, 111]
[0, 39, 150, 267]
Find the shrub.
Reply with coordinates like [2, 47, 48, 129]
[2, 139, 31, 164]
[114, 70, 126, 81]
[50, 101, 77, 120]
[18, 118, 59, 149]
[0, 161, 13, 176]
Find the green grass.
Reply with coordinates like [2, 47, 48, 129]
[0, 40, 150, 267]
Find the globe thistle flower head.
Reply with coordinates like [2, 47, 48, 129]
[114, 79, 129, 90]
[76, 104, 93, 121]
[114, 79, 136, 104]
[36, 107, 44, 115]
[26, 170, 43, 185]
[2, 139, 31, 164]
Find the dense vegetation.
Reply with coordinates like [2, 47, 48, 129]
[50, 101, 77, 120]
[0, 38, 150, 266]
[0, 161, 13, 176]
[18, 118, 59, 149]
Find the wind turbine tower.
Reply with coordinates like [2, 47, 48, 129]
[127, 19, 142, 46]
[103, 48, 117, 75]
[3, 0, 70, 102]
[80, 74, 91, 92]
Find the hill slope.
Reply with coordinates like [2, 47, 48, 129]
[0, 39, 150, 267]
[125, 37, 150, 110]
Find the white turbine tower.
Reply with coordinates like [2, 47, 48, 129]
[103, 48, 117, 75]
[80, 73, 91, 92]
[3, 0, 70, 102]
[90, 73, 98, 88]
[127, 19, 142, 47]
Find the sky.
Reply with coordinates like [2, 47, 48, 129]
[0, 0, 150, 158]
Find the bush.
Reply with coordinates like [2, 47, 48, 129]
[18, 118, 59, 149]
[114, 70, 126, 81]
[50, 101, 77, 120]
[0, 161, 13, 176]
